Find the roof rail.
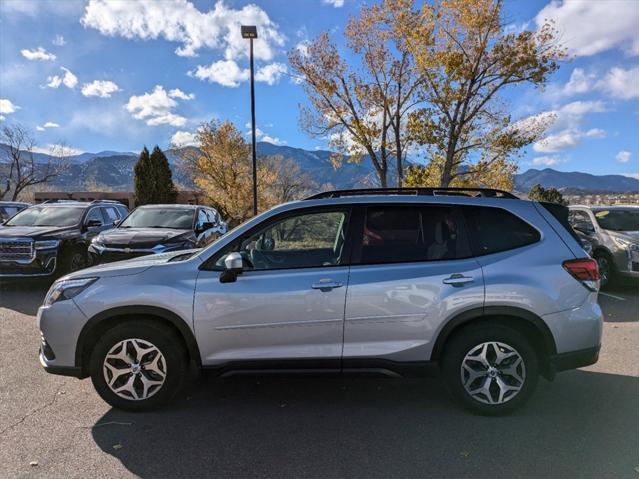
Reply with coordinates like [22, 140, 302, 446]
[89, 199, 122, 205]
[40, 199, 80, 204]
[305, 187, 519, 200]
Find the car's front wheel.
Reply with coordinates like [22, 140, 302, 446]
[89, 320, 187, 411]
[442, 323, 539, 415]
[593, 251, 614, 289]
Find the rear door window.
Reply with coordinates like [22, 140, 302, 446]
[103, 207, 120, 222]
[463, 206, 540, 256]
[355, 205, 471, 265]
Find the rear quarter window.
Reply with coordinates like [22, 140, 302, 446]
[463, 206, 540, 256]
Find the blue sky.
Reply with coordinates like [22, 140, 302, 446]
[0, 0, 637, 178]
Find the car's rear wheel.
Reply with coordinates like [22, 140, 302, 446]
[593, 251, 614, 289]
[442, 323, 539, 415]
[89, 320, 187, 411]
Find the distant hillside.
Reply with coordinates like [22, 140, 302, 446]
[2, 142, 637, 194]
[514, 168, 639, 193]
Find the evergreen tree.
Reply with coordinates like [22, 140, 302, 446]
[133, 146, 155, 206]
[150, 145, 177, 204]
[528, 183, 567, 205]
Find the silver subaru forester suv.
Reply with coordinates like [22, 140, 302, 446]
[38, 188, 602, 415]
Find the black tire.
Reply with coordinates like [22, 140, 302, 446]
[441, 323, 539, 416]
[593, 251, 614, 289]
[62, 249, 86, 275]
[89, 320, 187, 412]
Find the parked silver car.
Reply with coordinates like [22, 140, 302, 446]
[568, 205, 639, 287]
[38, 188, 602, 415]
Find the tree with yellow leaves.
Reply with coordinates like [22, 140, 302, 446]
[176, 121, 315, 226]
[288, 2, 423, 187]
[388, 0, 564, 187]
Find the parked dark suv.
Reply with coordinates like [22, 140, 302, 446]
[88, 204, 227, 264]
[0, 200, 128, 278]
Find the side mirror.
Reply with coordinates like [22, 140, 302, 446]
[85, 219, 102, 229]
[113, 219, 122, 227]
[219, 252, 243, 283]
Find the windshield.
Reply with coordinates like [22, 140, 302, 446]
[119, 208, 195, 229]
[594, 209, 639, 231]
[5, 206, 84, 227]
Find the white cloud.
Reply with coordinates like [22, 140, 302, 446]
[168, 88, 195, 100]
[190, 60, 287, 87]
[36, 126, 45, 131]
[598, 66, 639, 100]
[52, 34, 66, 46]
[81, 80, 120, 98]
[190, 60, 249, 87]
[255, 62, 287, 85]
[170, 130, 199, 147]
[535, 0, 639, 57]
[532, 101, 608, 153]
[125, 85, 187, 127]
[0, 99, 20, 115]
[81, 0, 285, 60]
[562, 68, 595, 96]
[531, 156, 564, 166]
[533, 131, 580, 153]
[43, 122, 60, 128]
[322, 0, 345, 7]
[45, 67, 78, 89]
[20, 46, 57, 61]
[616, 150, 631, 163]
[584, 128, 606, 139]
[555, 65, 639, 100]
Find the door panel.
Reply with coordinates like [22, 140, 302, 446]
[344, 260, 484, 362]
[194, 267, 349, 365]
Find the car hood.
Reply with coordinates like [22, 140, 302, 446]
[62, 248, 202, 280]
[609, 230, 639, 243]
[0, 225, 76, 239]
[97, 227, 191, 248]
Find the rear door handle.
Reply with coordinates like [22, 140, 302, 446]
[312, 279, 343, 291]
[442, 274, 474, 286]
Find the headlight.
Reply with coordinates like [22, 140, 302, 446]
[44, 277, 98, 307]
[612, 237, 639, 252]
[34, 240, 60, 250]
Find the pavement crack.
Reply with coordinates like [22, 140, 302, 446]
[0, 385, 64, 436]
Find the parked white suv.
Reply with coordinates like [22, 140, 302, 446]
[38, 188, 602, 415]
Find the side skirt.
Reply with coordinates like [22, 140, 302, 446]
[201, 359, 439, 379]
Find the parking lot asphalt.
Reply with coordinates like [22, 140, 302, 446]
[1, 280, 638, 479]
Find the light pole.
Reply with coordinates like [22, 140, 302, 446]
[241, 25, 258, 216]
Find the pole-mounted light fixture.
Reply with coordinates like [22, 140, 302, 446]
[242, 26, 259, 216]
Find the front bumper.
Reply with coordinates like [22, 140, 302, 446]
[38, 300, 88, 377]
[0, 250, 58, 277]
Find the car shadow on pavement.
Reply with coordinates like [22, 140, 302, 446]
[91, 370, 639, 479]
[0, 281, 49, 316]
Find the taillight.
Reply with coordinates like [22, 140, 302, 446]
[563, 258, 600, 291]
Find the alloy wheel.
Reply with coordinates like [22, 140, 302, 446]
[103, 338, 167, 401]
[460, 341, 526, 405]
[596, 256, 610, 286]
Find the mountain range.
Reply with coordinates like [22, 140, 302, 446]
[2, 142, 638, 194]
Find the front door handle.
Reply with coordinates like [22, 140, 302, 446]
[442, 274, 474, 286]
[312, 279, 343, 291]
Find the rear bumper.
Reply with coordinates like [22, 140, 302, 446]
[549, 345, 600, 373]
